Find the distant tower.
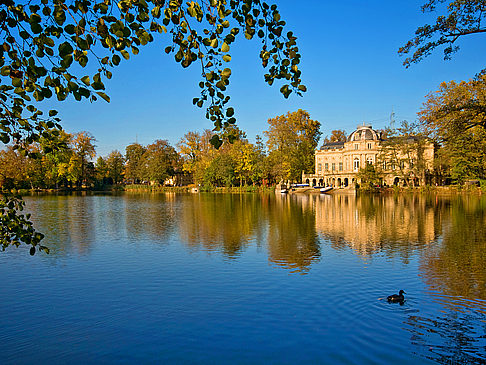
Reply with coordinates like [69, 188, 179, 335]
[389, 107, 396, 129]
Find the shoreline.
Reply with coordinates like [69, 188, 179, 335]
[7, 184, 486, 196]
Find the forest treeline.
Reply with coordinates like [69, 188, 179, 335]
[3, 75, 486, 191]
[0, 109, 321, 189]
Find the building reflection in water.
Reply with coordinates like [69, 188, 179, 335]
[313, 193, 486, 363]
[314, 193, 440, 259]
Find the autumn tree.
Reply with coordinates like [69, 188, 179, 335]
[0, 147, 28, 189]
[264, 109, 321, 181]
[39, 130, 73, 188]
[419, 76, 486, 141]
[177, 131, 203, 175]
[321, 129, 347, 146]
[69, 132, 96, 187]
[418, 77, 486, 182]
[1, 0, 305, 252]
[377, 121, 431, 186]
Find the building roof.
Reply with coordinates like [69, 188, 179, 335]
[320, 141, 345, 150]
[347, 125, 382, 142]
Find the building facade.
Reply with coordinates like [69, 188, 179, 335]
[302, 124, 434, 187]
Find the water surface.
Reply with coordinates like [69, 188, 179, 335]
[0, 192, 485, 364]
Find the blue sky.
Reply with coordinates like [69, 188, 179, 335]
[43, 0, 484, 156]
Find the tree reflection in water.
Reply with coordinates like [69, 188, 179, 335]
[266, 194, 321, 273]
[177, 193, 265, 258]
[409, 195, 486, 364]
[314, 193, 486, 364]
[177, 193, 321, 271]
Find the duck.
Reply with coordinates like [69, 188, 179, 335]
[387, 290, 406, 303]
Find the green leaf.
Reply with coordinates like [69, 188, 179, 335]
[223, 55, 231, 62]
[120, 50, 130, 60]
[221, 42, 230, 52]
[226, 107, 234, 117]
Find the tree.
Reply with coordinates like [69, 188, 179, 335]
[357, 163, 382, 191]
[321, 129, 347, 145]
[378, 121, 431, 186]
[203, 153, 235, 187]
[106, 150, 125, 184]
[39, 130, 73, 188]
[419, 77, 486, 182]
[264, 109, 321, 181]
[125, 143, 146, 183]
[70, 132, 96, 187]
[95, 156, 109, 184]
[140, 139, 179, 184]
[399, 0, 486, 72]
[177, 131, 202, 174]
[0, 147, 28, 188]
[419, 76, 486, 141]
[1, 0, 306, 252]
[0, 0, 305, 151]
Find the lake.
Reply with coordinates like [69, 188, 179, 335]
[0, 192, 485, 364]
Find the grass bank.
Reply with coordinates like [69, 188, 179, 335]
[123, 184, 275, 193]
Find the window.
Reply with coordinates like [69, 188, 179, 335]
[339, 162, 343, 171]
[354, 144, 359, 150]
[332, 163, 336, 171]
[354, 158, 360, 171]
[410, 159, 414, 168]
[383, 161, 387, 170]
[325, 163, 329, 171]
[367, 143, 372, 149]
[367, 157, 373, 165]
[318, 163, 322, 172]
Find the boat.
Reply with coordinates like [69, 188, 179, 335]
[320, 187, 333, 193]
[278, 183, 288, 194]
